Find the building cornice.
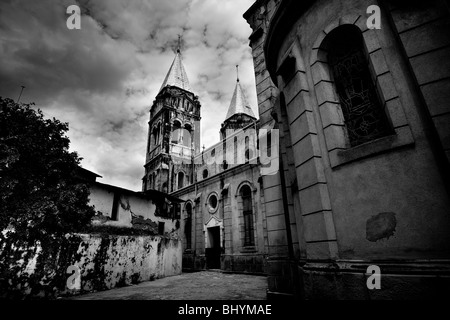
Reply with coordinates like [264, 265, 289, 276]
[170, 162, 259, 198]
[264, 0, 315, 86]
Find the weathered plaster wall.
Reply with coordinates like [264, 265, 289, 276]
[89, 183, 179, 234]
[64, 234, 182, 295]
[1, 233, 182, 299]
[88, 184, 115, 216]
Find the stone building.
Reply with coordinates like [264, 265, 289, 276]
[142, 47, 272, 273]
[142, 0, 450, 299]
[243, 0, 450, 299]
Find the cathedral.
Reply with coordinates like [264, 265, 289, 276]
[143, 0, 450, 300]
[142, 47, 269, 274]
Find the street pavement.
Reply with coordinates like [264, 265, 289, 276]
[67, 270, 267, 300]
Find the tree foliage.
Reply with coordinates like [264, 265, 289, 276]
[0, 97, 95, 246]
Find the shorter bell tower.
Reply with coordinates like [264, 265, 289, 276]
[220, 66, 257, 139]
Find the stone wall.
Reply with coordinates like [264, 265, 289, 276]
[244, 0, 298, 296]
[245, 0, 450, 299]
[385, 0, 450, 164]
[174, 161, 268, 275]
[0, 233, 182, 299]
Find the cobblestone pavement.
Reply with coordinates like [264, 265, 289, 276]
[67, 271, 268, 300]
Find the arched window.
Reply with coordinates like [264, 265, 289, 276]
[222, 140, 227, 168]
[240, 185, 254, 246]
[326, 25, 392, 147]
[185, 202, 192, 250]
[147, 129, 152, 153]
[152, 172, 157, 189]
[183, 124, 192, 148]
[152, 126, 159, 148]
[245, 136, 250, 164]
[157, 123, 161, 144]
[172, 120, 182, 144]
[148, 174, 153, 190]
[267, 131, 272, 158]
[233, 136, 238, 165]
[177, 171, 185, 190]
[222, 160, 228, 170]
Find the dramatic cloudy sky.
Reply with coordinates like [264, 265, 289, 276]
[0, 0, 258, 191]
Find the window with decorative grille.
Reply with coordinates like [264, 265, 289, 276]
[241, 185, 254, 246]
[327, 26, 392, 147]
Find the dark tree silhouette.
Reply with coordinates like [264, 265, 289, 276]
[0, 97, 95, 246]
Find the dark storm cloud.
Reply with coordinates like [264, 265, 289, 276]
[0, 0, 256, 190]
[0, 1, 137, 109]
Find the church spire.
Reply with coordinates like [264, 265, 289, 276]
[224, 66, 256, 120]
[177, 34, 181, 53]
[159, 39, 192, 93]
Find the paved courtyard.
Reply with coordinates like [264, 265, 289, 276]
[67, 271, 268, 300]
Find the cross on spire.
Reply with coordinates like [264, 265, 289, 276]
[159, 37, 192, 93]
[177, 34, 182, 53]
[224, 67, 256, 120]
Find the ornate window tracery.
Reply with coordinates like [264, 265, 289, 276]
[241, 185, 254, 247]
[327, 26, 392, 147]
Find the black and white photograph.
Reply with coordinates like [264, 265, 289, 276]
[0, 0, 450, 306]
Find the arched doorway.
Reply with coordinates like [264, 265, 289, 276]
[204, 215, 223, 270]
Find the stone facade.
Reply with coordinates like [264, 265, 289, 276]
[143, 83, 201, 195]
[244, 0, 450, 299]
[143, 51, 271, 274]
[140, 0, 450, 298]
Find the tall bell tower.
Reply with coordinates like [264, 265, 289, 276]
[143, 46, 201, 193]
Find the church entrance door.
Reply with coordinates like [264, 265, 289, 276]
[205, 226, 221, 269]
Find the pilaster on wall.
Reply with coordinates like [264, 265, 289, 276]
[245, 0, 298, 295]
[222, 194, 233, 255]
[277, 41, 339, 261]
[246, 0, 281, 128]
[194, 196, 203, 255]
[384, 0, 450, 170]
[277, 89, 307, 261]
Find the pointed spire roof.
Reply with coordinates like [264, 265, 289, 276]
[225, 77, 256, 121]
[159, 49, 192, 93]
